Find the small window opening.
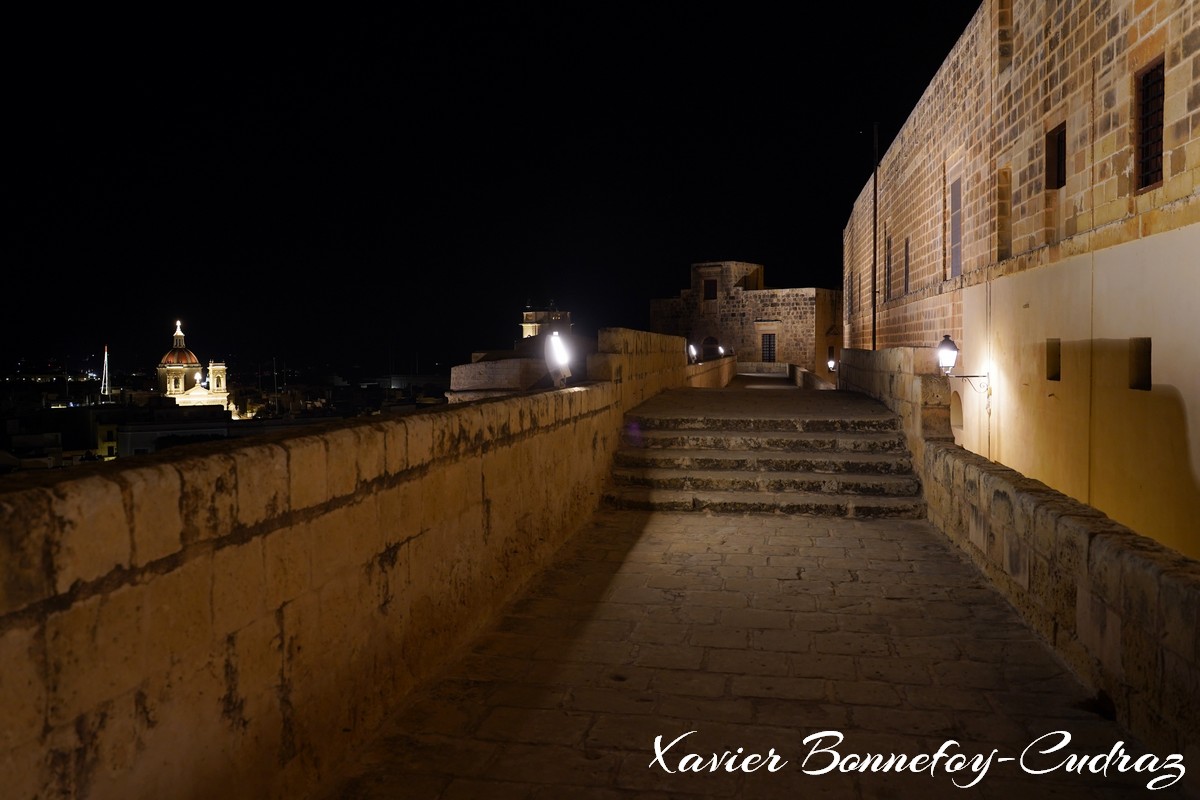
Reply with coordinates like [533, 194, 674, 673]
[1136, 61, 1165, 190]
[1046, 123, 1066, 190]
[1129, 337, 1151, 391]
[761, 333, 776, 363]
[1046, 338, 1061, 381]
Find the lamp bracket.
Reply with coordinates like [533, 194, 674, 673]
[949, 374, 989, 393]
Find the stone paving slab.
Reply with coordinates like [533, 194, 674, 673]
[320, 509, 1198, 799]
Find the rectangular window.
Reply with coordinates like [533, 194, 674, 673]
[884, 235, 893, 299]
[761, 333, 776, 363]
[998, 0, 1013, 71]
[1046, 123, 1066, 190]
[1046, 338, 1061, 381]
[997, 167, 1012, 260]
[1137, 61, 1165, 190]
[703, 278, 717, 300]
[1130, 337, 1151, 390]
[950, 177, 962, 277]
[903, 237, 910, 294]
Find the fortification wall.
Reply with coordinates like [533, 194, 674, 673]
[0, 328, 702, 800]
[841, 346, 1199, 766]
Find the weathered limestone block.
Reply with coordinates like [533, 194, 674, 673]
[1160, 563, 1200, 662]
[1045, 512, 1109, 630]
[233, 444, 289, 528]
[325, 425, 365, 499]
[119, 463, 184, 566]
[431, 404, 485, 462]
[449, 358, 546, 391]
[0, 487, 55, 615]
[403, 412, 434, 469]
[1078, 539, 1127, 682]
[144, 553, 214, 668]
[50, 474, 130, 593]
[284, 435, 328, 511]
[176, 452, 236, 544]
[380, 417, 409, 475]
[211, 538, 267, 637]
[0, 624, 45, 749]
[1002, 524, 1030, 590]
[263, 525, 313, 610]
[46, 587, 143, 727]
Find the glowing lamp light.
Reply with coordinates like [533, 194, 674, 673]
[937, 335, 959, 375]
[718, 346, 725, 356]
[688, 344, 697, 364]
[939, 334, 990, 392]
[545, 331, 572, 388]
[549, 331, 569, 367]
[827, 358, 837, 372]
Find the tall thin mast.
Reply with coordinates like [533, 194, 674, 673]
[100, 345, 110, 398]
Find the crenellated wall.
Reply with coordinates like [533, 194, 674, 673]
[842, 346, 1200, 771]
[0, 328, 709, 800]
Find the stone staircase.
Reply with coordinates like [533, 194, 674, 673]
[602, 389, 926, 518]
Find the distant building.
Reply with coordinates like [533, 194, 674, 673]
[446, 301, 592, 403]
[156, 320, 232, 411]
[519, 300, 572, 339]
[649, 261, 842, 381]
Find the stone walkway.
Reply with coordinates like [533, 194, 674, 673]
[320, 508, 1196, 799]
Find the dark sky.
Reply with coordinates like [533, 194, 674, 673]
[6, 4, 981, 377]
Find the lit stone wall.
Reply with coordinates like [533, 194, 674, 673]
[0, 327, 704, 800]
[842, 0, 1200, 557]
[842, 346, 1200, 772]
[923, 442, 1200, 770]
[649, 261, 841, 380]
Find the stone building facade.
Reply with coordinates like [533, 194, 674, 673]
[156, 320, 232, 411]
[650, 261, 842, 381]
[842, 0, 1199, 558]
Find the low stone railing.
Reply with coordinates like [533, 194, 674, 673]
[840, 346, 1199, 767]
[0, 327, 716, 800]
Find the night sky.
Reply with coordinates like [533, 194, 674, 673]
[6, 4, 982, 379]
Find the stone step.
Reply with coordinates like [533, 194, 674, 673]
[624, 413, 899, 434]
[612, 448, 914, 475]
[610, 467, 921, 496]
[621, 429, 908, 453]
[601, 486, 927, 518]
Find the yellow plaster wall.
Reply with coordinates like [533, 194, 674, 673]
[957, 227, 1200, 559]
[1090, 226, 1200, 557]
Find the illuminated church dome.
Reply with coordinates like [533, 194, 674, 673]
[155, 320, 230, 412]
[161, 320, 201, 366]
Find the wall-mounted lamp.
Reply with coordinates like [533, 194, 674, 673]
[937, 335, 958, 375]
[545, 331, 572, 388]
[688, 344, 698, 364]
[718, 346, 725, 356]
[938, 335, 989, 392]
[826, 346, 837, 372]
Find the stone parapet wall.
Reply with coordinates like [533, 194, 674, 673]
[842, 345, 1199, 766]
[735, 361, 788, 376]
[685, 355, 737, 388]
[838, 347, 951, 469]
[0, 326, 711, 800]
[924, 441, 1200, 768]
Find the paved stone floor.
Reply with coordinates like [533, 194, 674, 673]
[321, 508, 1197, 799]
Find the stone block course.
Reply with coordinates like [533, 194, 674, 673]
[119, 463, 184, 566]
[0, 487, 55, 616]
[285, 435, 328, 511]
[233, 444, 289, 528]
[50, 474, 130, 593]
